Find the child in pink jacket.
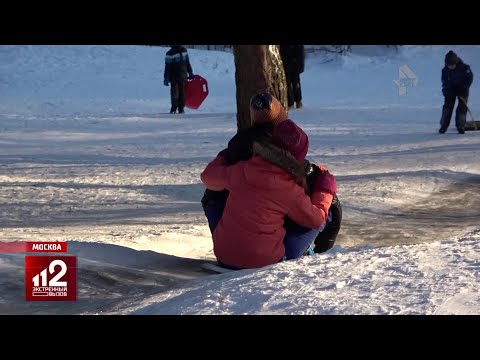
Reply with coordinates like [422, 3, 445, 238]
[200, 120, 335, 269]
[268, 120, 337, 259]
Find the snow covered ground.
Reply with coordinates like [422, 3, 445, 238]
[0, 45, 479, 315]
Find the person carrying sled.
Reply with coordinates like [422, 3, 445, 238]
[164, 45, 195, 114]
[439, 50, 474, 134]
[200, 119, 335, 269]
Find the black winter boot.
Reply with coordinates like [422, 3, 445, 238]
[314, 194, 342, 254]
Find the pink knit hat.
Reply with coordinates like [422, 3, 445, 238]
[272, 119, 309, 162]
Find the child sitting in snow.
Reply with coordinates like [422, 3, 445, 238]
[200, 118, 336, 269]
[254, 119, 338, 258]
[201, 92, 341, 259]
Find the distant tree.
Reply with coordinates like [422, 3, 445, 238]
[332, 45, 351, 55]
[233, 45, 287, 132]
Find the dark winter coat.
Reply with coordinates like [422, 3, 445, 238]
[442, 58, 473, 96]
[279, 45, 305, 77]
[164, 45, 193, 83]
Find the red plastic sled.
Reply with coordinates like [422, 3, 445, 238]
[184, 75, 209, 109]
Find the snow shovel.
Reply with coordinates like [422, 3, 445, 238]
[459, 96, 480, 131]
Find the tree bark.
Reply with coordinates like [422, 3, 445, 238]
[233, 45, 287, 132]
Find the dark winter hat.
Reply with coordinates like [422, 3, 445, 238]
[272, 119, 309, 162]
[445, 50, 459, 65]
[250, 92, 288, 126]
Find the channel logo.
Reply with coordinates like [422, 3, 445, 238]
[25, 256, 77, 301]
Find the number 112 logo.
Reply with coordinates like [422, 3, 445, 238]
[25, 256, 77, 301]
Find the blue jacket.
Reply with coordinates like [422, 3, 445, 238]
[164, 45, 193, 83]
[442, 58, 473, 96]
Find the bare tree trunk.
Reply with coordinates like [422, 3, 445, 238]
[233, 45, 287, 132]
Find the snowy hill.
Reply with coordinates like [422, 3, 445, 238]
[0, 45, 479, 315]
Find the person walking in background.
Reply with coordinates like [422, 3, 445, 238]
[439, 50, 474, 134]
[280, 45, 305, 110]
[164, 45, 194, 114]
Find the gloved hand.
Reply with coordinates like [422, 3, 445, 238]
[164, 79, 169, 86]
[313, 168, 337, 195]
[188, 74, 195, 80]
